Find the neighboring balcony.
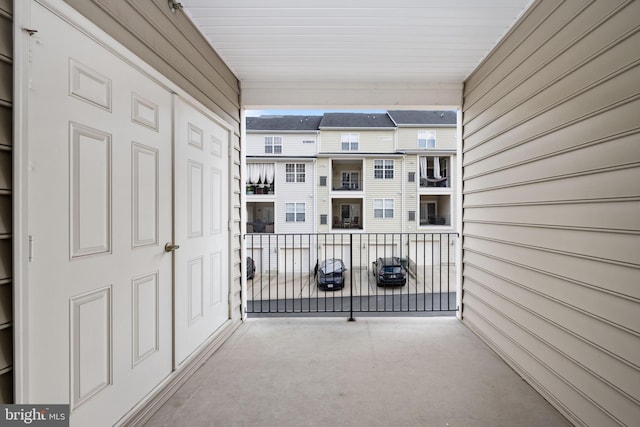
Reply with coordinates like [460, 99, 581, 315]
[332, 198, 363, 230]
[419, 156, 450, 188]
[247, 201, 275, 233]
[246, 182, 275, 195]
[331, 159, 363, 191]
[246, 163, 275, 195]
[419, 195, 452, 227]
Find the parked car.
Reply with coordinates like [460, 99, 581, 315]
[317, 259, 346, 291]
[246, 256, 256, 279]
[372, 257, 407, 286]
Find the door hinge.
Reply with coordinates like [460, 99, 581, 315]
[28, 235, 33, 262]
[228, 219, 233, 231]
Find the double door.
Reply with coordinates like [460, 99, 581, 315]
[25, 2, 230, 425]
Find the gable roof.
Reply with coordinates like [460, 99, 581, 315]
[319, 113, 396, 129]
[246, 115, 322, 131]
[387, 110, 457, 126]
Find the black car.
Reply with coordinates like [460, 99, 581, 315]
[246, 257, 256, 279]
[372, 257, 407, 286]
[317, 259, 346, 291]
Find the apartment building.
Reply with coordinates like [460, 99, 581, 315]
[247, 111, 457, 268]
[245, 115, 321, 273]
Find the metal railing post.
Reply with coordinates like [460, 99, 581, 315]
[348, 233, 355, 321]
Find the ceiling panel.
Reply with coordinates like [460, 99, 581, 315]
[179, 0, 532, 107]
[181, 0, 533, 85]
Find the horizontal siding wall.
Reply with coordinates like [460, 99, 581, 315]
[245, 132, 318, 157]
[0, 0, 10, 403]
[461, 0, 640, 426]
[63, 0, 244, 320]
[319, 130, 395, 153]
[396, 127, 457, 150]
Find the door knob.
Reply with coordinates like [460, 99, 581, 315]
[164, 243, 180, 252]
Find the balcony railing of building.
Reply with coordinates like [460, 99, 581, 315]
[244, 232, 458, 319]
[419, 156, 450, 188]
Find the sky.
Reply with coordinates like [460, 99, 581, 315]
[246, 109, 386, 117]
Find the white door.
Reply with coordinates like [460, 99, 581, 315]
[26, 3, 172, 425]
[281, 248, 310, 274]
[174, 96, 230, 366]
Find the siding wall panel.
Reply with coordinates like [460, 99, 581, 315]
[464, 99, 640, 178]
[463, 7, 640, 418]
[465, 274, 640, 409]
[464, 251, 638, 335]
[0, 0, 10, 404]
[465, 0, 632, 123]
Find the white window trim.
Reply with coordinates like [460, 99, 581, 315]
[285, 163, 306, 183]
[265, 135, 283, 154]
[285, 202, 306, 222]
[373, 198, 394, 219]
[373, 159, 394, 179]
[341, 133, 359, 151]
[341, 170, 360, 189]
[418, 130, 436, 149]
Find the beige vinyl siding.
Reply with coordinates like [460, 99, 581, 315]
[275, 161, 315, 234]
[396, 127, 456, 151]
[0, 0, 10, 403]
[404, 156, 419, 233]
[62, 0, 244, 321]
[364, 158, 402, 233]
[320, 130, 395, 152]
[246, 132, 318, 157]
[316, 159, 332, 233]
[462, 1, 640, 426]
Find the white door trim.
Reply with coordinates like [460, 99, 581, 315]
[14, 0, 237, 403]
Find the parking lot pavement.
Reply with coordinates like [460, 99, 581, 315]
[247, 266, 457, 301]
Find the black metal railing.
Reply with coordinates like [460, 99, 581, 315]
[245, 232, 458, 319]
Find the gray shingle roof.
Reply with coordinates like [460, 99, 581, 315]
[246, 115, 322, 131]
[387, 110, 456, 125]
[319, 113, 395, 128]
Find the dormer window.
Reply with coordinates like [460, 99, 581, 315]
[418, 130, 436, 149]
[265, 136, 282, 154]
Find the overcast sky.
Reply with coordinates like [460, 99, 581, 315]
[246, 109, 386, 117]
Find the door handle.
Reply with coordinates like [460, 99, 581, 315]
[164, 243, 180, 252]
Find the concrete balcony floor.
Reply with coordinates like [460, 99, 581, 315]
[144, 317, 571, 427]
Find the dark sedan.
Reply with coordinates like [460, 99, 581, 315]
[372, 257, 407, 286]
[317, 259, 346, 291]
[246, 257, 256, 279]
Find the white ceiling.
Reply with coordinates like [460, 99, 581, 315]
[180, 0, 533, 107]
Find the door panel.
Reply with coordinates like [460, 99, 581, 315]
[174, 96, 230, 367]
[27, 3, 172, 425]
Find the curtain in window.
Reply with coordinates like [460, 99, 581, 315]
[433, 156, 441, 178]
[264, 164, 275, 185]
[247, 163, 262, 184]
[419, 156, 427, 179]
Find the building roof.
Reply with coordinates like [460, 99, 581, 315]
[246, 115, 322, 131]
[319, 113, 396, 129]
[387, 110, 457, 126]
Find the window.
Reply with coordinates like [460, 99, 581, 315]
[341, 133, 359, 151]
[285, 203, 305, 222]
[373, 199, 394, 218]
[374, 160, 394, 179]
[320, 214, 328, 225]
[417, 130, 436, 149]
[419, 156, 450, 187]
[319, 176, 327, 186]
[285, 163, 305, 182]
[408, 172, 415, 183]
[341, 171, 359, 189]
[265, 136, 282, 154]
